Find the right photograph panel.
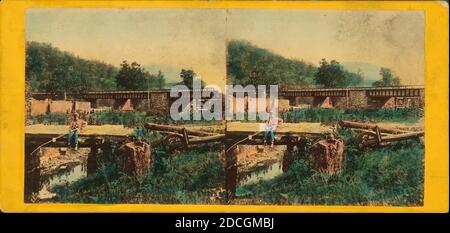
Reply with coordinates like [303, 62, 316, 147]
[224, 9, 424, 206]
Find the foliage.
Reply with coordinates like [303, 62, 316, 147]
[31, 113, 68, 125]
[227, 40, 316, 87]
[179, 69, 205, 89]
[280, 107, 421, 124]
[88, 110, 168, 127]
[115, 61, 166, 90]
[155, 70, 166, 89]
[88, 110, 220, 127]
[26, 41, 118, 93]
[372, 68, 401, 87]
[227, 40, 365, 88]
[52, 144, 224, 204]
[314, 59, 363, 88]
[236, 138, 424, 206]
[32, 108, 421, 126]
[50, 122, 423, 205]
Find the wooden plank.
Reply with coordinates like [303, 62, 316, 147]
[225, 122, 332, 136]
[145, 123, 216, 136]
[25, 124, 133, 137]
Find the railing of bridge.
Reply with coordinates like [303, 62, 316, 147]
[31, 85, 424, 99]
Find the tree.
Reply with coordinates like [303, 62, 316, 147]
[372, 68, 401, 87]
[180, 69, 205, 89]
[26, 41, 118, 93]
[155, 70, 166, 89]
[314, 59, 363, 88]
[314, 59, 347, 88]
[116, 61, 150, 90]
[227, 40, 316, 87]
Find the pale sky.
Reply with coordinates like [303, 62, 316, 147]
[26, 8, 424, 87]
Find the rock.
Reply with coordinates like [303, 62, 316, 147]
[256, 145, 265, 153]
[38, 187, 57, 200]
[59, 148, 67, 156]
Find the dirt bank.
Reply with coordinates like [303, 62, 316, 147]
[236, 145, 285, 175]
[39, 147, 89, 176]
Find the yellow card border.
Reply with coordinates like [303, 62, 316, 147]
[0, 0, 448, 213]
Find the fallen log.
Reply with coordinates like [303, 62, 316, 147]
[363, 131, 424, 146]
[339, 120, 408, 134]
[188, 134, 225, 144]
[145, 123, 215, 137]
[156, 131, 195, 138]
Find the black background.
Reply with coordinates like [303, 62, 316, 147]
[1, 213, 449, 232]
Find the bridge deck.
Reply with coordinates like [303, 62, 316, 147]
[225, 122, 332, 136]
[31, 85, 424, 100]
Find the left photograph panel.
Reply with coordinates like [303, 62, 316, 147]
[24, 8, 228, 204]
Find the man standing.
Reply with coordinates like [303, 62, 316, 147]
[68, 112, 87, 150]
[263, 112, 283, 148]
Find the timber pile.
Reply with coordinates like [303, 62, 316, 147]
[119, 141, 152, 177]
[339, 120, 424, 147]
[312, 136, 345, 175]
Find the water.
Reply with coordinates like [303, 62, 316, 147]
[239, 160, 283, 186]
[27, 162, 87, 201]
[46, 163, 87, 188]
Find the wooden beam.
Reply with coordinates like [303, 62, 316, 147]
[145, 123, 215, 137]
[340, 120, 409, 134]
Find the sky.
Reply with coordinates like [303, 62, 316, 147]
[26, 8, 424, 87]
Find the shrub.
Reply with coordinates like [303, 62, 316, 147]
[237, 138, 424, 206]
[52, 143, 224, 204]
[280, 107, 421, 124]
[31, 113, 68, 125]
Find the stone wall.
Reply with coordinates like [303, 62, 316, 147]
[295, 97, 314, 106]
[367, 97, 394, 109]
[74, 101, 91, 113]
[313, 97, 334, 108]
[230, 96, 290, 114]
[121, 99, 134, 111]
[278, 99, 290, 112]
[134, 92, 170, 115]
[347, 90, 368, 108]
[30, 99, 92, 116]
[30, 99, 49, 116]
[95, 99, 115, 108]
[331, 97, 348, 108]
[395, 97, 423, 109]
[49, 100, 73, 114]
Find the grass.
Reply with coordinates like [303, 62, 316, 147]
[30, 113, 68, 125]
[51, 128, 424, 205]
[31, 110, 221, 127]
[88, 110, 159, 127]
[44, 107, 423, 205]
[30, 108, 422, 126]
[280, 107, 422, 124]
[235, 130, 424, 206]
[51, 131, 225, 204]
